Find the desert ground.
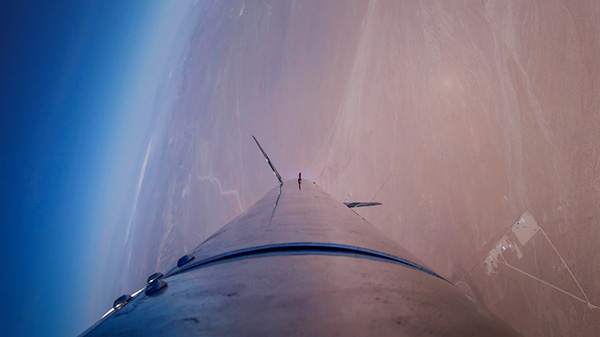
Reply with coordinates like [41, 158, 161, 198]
[111, 1, 600, 336]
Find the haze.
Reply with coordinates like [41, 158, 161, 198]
[2, 1, 598, 336]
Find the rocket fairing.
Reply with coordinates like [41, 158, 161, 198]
[81, 179, 522, 336]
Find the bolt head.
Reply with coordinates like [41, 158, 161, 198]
[177, 254, 195, 267]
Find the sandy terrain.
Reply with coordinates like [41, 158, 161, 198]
[114, 1, 600, 336]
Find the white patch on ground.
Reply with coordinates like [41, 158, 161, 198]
[484, 234, 521, 275]
[195, 171, 244, 213]
[125, 137, 154, 243]
[181, 174, 192, 198]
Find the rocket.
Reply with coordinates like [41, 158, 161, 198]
[80, 137, 521, 336]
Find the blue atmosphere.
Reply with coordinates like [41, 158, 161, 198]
[0, 1, 188, 335]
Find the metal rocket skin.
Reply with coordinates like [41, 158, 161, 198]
[82, 180, 521, 336]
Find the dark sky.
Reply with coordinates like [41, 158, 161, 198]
[0, 1, 181, 335]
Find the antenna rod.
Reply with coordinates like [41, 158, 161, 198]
[252, 135, 283, 185]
